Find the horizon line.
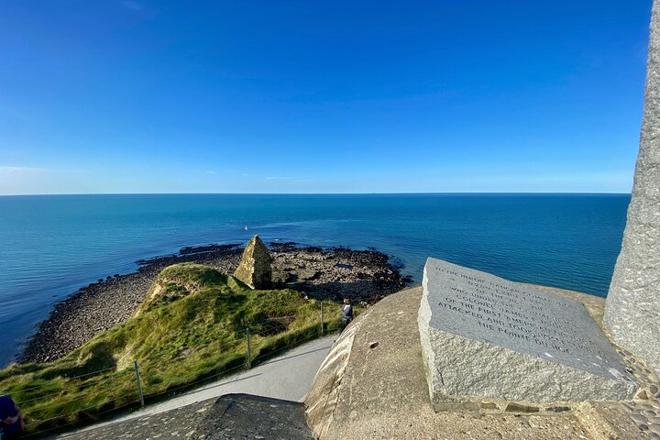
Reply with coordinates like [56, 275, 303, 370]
[0, 191, 632, 197]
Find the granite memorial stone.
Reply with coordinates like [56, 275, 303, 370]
[604, 0, 660, 376]
[418, 258, 637, 408]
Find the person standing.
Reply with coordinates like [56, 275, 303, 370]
[0, 395, 24, 439]
[340, 298, 353, 332]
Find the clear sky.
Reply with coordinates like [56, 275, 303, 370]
[0, 1, 653, 194]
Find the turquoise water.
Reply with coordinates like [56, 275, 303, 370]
[0, 194, 629, 364]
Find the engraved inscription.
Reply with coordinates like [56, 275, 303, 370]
[424, 258, 629, 377]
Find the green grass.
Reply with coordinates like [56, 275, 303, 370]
[0, 263, 347, 435]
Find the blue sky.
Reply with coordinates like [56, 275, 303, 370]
[0, 0, 653, 194]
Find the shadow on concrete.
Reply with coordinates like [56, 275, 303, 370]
[198, 393, 314, 439]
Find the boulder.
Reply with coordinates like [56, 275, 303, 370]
[234, 235, 272, 289]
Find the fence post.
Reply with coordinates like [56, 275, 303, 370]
[245, 328, 252, 369]
[320, 300, 324, 335]
[133, 360, 145, 408]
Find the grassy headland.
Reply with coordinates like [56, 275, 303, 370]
[1, 263, 345, 434]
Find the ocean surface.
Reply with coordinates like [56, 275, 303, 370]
[0, 193, 629, 365]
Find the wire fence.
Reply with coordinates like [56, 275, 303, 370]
[11, 299, 345, 438]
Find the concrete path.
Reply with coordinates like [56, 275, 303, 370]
[57, 336, 334, 438]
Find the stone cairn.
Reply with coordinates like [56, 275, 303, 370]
[234, 235, 272, 289]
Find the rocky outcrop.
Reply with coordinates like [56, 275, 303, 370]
[233, 235, 272, 289]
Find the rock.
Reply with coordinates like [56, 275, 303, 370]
[504, 403, 539, 413]
[604, 0, 660, 377]
[418, 258, 637, 408]
[233, 235, 273, 289]
[271, 270, 290, 286]
[297, 269, 320, 281]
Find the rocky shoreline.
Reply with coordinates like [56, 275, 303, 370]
[19, 242, 411, 364]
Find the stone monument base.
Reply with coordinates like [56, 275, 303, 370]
[305, 286, 659, 439]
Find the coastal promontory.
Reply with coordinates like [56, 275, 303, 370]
[20, 241, 408, 364]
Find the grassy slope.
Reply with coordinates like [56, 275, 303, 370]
[0, 263, 343, 434]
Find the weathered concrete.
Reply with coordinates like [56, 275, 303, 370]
[233, 235, 272, 289]
[57, 394, 313, 440]
[305, 313, 362, 438]
[419, 258, 636, 406]
[605, 0, 660, 377]
[305, 286, 660, 439]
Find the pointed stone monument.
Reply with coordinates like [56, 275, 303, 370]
[604, 0, 660, 376]
[234, 235, 272, 289]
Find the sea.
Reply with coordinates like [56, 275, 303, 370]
[0, 193, 630, 366]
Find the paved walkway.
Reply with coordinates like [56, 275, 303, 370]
[57, 336, 334, 438]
